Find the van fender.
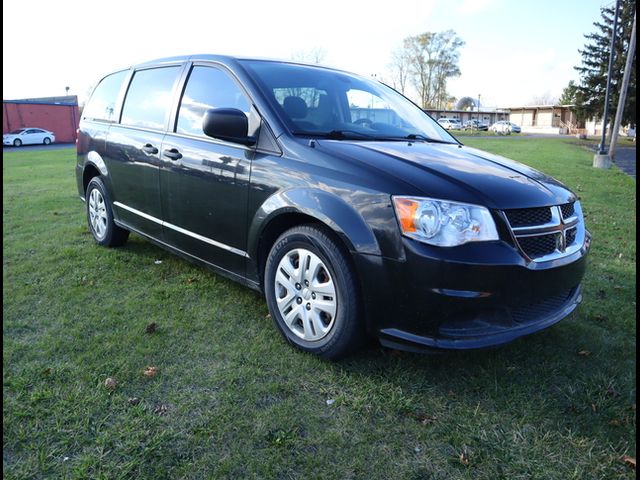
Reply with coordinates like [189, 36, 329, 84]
[248, 188, 382, 259]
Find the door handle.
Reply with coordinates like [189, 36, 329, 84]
[141, 144, 158, 154]
[163, 148, 183, 161]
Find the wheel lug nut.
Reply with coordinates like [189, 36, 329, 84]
[295, 283, 301, 290]
[304, 280, 309, 286]
[296, 297, 302, 304]
[306, 303, 311, 310]
[311, 293, 316, 299]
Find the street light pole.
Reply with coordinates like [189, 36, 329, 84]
[609, 11, 636, 161]
[594, 0, 621, 168]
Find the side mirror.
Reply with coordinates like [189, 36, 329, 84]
[202, 108, 256, 146]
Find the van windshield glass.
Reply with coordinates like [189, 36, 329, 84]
[240, 60, 457, 144]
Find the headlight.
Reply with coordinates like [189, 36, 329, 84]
[392, 196, 499, 247]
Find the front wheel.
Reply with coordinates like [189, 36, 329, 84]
[264, 225, 363, 359]
[86, 177, 129, 247]
[13, 139, 22, 147]
[43, 137, 52, 145]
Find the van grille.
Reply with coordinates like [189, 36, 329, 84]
[503, 202, 583, 262]
[504, 207, 552, 227]
[560, 203, 575, 219]
[517, 233, 558, 258]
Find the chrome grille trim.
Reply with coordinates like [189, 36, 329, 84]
[503, 201, 585, 262]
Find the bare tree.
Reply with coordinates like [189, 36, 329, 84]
[387, 47, 410, 95]
[527, 91, 560, 105]
[399, 30, 464, 108]
[291, 47, 327, 64]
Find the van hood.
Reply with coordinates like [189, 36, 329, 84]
[316, 140, 576, 209]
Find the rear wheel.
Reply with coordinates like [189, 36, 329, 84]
[43, 137, 51, 145]
[86, 177, 129, 247]
[264, 225, 363, 359]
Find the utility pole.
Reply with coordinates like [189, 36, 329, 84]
[609, 11, 636, 161]
[593, 0, 621, 169]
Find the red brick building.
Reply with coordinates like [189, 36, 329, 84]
[3, 96, 80, 143]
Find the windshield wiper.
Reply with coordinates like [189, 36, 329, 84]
[398, 134, 457, 144]
[292, 129, 376, 140]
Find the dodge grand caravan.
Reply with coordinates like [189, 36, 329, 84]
[76, 55, 591, 359]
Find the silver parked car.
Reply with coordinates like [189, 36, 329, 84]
[437, 118, 462, 130]
[490, 121, 521, 134]
[3, 128, 56, 147]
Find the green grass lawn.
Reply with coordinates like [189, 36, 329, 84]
[3, 140, 636, 479]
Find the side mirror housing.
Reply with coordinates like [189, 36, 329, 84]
[202, 108, 256, 146]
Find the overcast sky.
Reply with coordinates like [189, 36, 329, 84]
[3, 0, 610, 107]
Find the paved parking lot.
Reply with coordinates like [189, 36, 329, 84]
[3, 143, 74, 152]
[614, 147, 636, 179]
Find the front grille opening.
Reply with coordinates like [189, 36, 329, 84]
[504, 207, 552, 227]
[511, 288, 574, 324]
[560, 202, 575, 219]
[517, 233, 558, 259]
[566, 227, 577, 246]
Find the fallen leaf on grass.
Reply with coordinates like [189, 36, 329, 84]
[154, 260, 163, 265]
[153, 404, 168, 415]
[622, 455, 636, 469]
[459, 447, 470, 466]
[145, 323, 158, 334]
[326, 399, 335, 406]
[578, 350, 591, 357]
[594, 314, 607, 322]
[417, 414, 437, 425]
[42, 367, 52, 376]
[104, 378, 117, 390]
[186, 277, 197, 284]
[143, 366, 158, 377]
[609, 419, 622, 427]
[128, 397, 140, 406]
[265, 313, 272, 319]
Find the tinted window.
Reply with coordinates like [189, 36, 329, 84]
[176, 66, 250, 137]
[121, 67, 180, 130]
[83, 70, 128, 122]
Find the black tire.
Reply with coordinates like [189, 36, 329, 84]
[13, 139, 22, 147]
[86, 177, 129, 247]
[43, 137, 51, 145]
[264, 224, 363, 360]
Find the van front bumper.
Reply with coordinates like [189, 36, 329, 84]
[355, 233, 591, 352]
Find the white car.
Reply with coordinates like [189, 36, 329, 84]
[490, 121, 521, 134]
[437, 118, 462, 130]
[3, 128, 56, 147]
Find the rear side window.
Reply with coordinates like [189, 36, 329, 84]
[121, 66, 180, 130]
[83, 70, 128, 122]
[176, 66, 250, 137]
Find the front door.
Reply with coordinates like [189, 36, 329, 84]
[159, 64, 258, 276]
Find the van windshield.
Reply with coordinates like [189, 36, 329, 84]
[240, 60, 457, 144]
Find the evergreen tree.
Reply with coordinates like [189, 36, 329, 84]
[559, 80, 588, 122]
[574, 0, 636, 126]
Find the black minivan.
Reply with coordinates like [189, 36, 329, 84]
[76, 54, 590, 358]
